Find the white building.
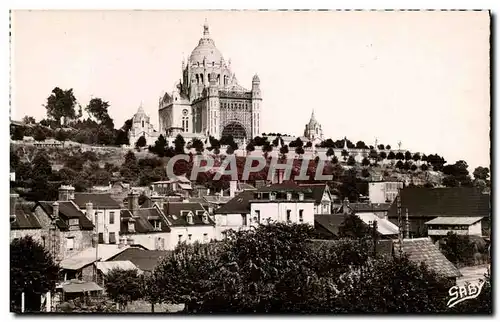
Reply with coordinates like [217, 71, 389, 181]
[249, 184, 315, 226]
[368, 181, 404, 204]
[298, 183, 333, 214]
[128, 104, 160, 147]
[425, 217, 484, 237]
[162, 202, 216, 248]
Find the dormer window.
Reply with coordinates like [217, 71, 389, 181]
[298, 193, 304, 201]
[69, 218, 79, 226]
[202, 213, 209, 224]
[128, 221, 135, 233]
[269, 192, 276, 201]
[186, 212, 194, 225]
[286, 192, 292, 201]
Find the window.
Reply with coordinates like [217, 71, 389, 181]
[69, 218, 79, 226]
[178, 235, 183, 243]
[109, 232, 116, 244]
[41, 236, 46, 248]
[286, 210, 291, 222]
[241, 214, 248, 226]
[142, 120, 144, 128]
[98, 233, 104, 244]
[128, 221, 135, 232]
[187, 213, 194, 224]
[299, 210, 304, 223]
[255, 210, 261, 223]
[109, 212, 115, 224]
[66, 237, 75, 250]
[203, 233, 208, 242]
[298, 193, 304, 201]
[286, 192, 292, 201]
[188, 234, 192, 241]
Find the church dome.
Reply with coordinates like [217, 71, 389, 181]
[252, 74, 260, 83]
[189, 21, 224, 66]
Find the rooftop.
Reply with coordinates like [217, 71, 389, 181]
[37, 201, 94, 231]
[425, 216, 484, 226]
[73, 193, 121, 209]
[107, 248, 171, 272]
[60, 245, 133, 270]
[357, 212, 399, 236]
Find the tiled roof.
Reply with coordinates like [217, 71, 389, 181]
[60, 245, 132, 270]
[61, 280, 103, 293]
[120, 207, 171, 234]
[73, 193, 121, 209]
[214, 190, 254, 214]
[314, 215, 347, 237]
[394, 237, 461, 279]
[238, 182, 257, 191]
[298, 183, 329, 204]
[387, 187, 490, 219]
[37, 201, 94, 230]
[349, 202, 391, 213]
[256, 182, 312, 193]
[357, 213, 399, 236]
[203, 195, 233, 205]
[11, 203, 42, 230]
[425, 216, 484, 226]
[107, 248, 171, 272]
[95, 260, 139, 275]
[163, 202, 214, 227]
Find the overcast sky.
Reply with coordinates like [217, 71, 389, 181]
[11, 10, 490, 170]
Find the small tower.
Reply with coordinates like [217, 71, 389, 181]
[251, 74, 262, 139]
[208, 73, 220, 137]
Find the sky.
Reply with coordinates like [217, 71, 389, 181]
[11, 10, 490, 170]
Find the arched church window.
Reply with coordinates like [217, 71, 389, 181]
[200, 74, 204, 84]
[212, 62, 215, 67]
[196, 74, 199, 83]
[142, 120, 144, 128]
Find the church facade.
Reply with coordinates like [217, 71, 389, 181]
[158, 21, 262, 141]
[128, 104, 160, 146]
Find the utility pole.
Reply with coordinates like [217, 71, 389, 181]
[405, 208, 410, 239]
[95, 206, 99, 283]
[397, 187, 403, 256]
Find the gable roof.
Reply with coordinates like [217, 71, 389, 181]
[95, 260, 139, 275]
[60, 245, 133, 270]
[120, 207, 171, 234]
[314, 215, 347, 237]
[11, 203, 42, 230]
[387, 187, 490, 219]
[73, 193, 121, 209]
[163, 202, 214, 227]
[357, 213, 399, 236]
[425, 216, 484, 226]
[298, 183, 330, 204]
[214, 190, 254, 214]
[107, 248, 171, 272]
[37, 201, 94, 230]
[394, 237, 461, 279]
[349, 203, 391, 213]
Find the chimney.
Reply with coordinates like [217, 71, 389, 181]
[342, 198, 349, 215]
[10, 193, 18, 222]
[52, 201, 60, 221]
[118, 236, 126, 248]
[277, 169, 284, 184]
[126, 237, 134, 245]
[127, 191, 140, 217]
[58, 185, 75, 201]
[85, 202, 94, 222]
[229, 180, 237, 198]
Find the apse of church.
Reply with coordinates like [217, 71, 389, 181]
[158, 20, 262, 140]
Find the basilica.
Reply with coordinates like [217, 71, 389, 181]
[157, 21, 262, 142]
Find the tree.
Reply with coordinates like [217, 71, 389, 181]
[10, 236, 60, 312]
[150, 134, 167, 157]
[355, 141, 368, 149]
[439, 232, 475, 266]
[332, 156, 339, 164]
[379, 151, 387, 160]
[404, 151, 413, 161]
[33, 127, 47, 141]
[377, 144, 385, 150]
[262, 142, 273, 154]
[361, 157, 370, 167]
[12, 126, 25, 140]
[135, 136, 147, 149]
[44, 87, 77, 125]
[339, 214, 372, 239]
[55, 129, 68, 142]
[115, 129, 129, 146]
[411, 164, 418, 171]
[104, 268, 143, 311]
[121, 151, 139, 183]
[387, 151, 396, 160]
[279, 145, 289, 155]
[305, 141, 312, 148]
[226, 146, 235, 155]
[85, 98, 114, 129]
[395, 152, 405, 160]
[341, 149, 349, 162]
[369, 149, 378, 162]
[174, 134, 186, 155]
[412, 153, 421, 162]
[192, 138, 204, 154]
[252, 136, 267, 147]
[326, 147, 335, 158]
[347, 156, 356, 166]
[96, 127, 114, 146]
[395, 160, 404, 170]
[289, 137, 304, 148]
[473, 166, 490, 181]
[246, 142, 255, 153]
[420, 163, 429, 171]
[295, 146, 305, 156]
[385, 145, 391, 150]
[22, 116, 36, 125]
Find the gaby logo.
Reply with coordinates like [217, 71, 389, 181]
[447, 280, 486, 308]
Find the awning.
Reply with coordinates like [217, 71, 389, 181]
[62, 281, 103, 293]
